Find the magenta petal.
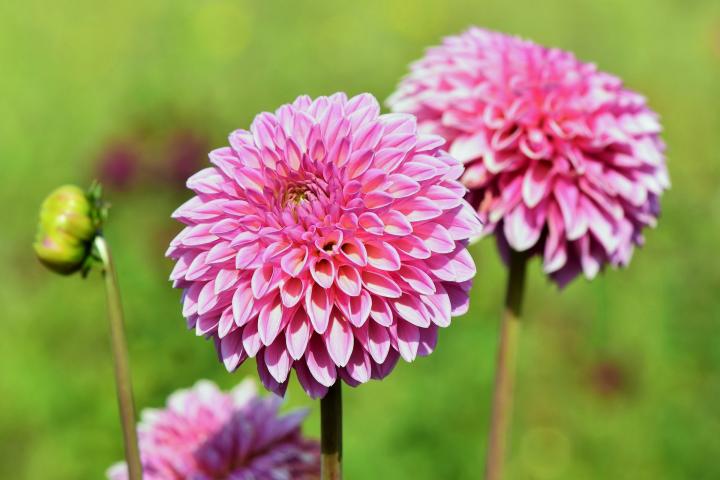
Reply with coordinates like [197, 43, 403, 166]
[344, 346, 371, 384]
[220, 330, 246, 371]
[294, 362, 329, 399]
[305, 336, 337, 387]
[242, 320, 262, 357]
[256, 356, 289, 397]
[391, 294, 431, 328]
[417, 324, 438, 357]
[264, 337, 292, 383]
[367, 322, 391, 363]
[371, 350, 399, 380]
[285, 309, 311, 360]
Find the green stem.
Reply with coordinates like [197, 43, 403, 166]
[94, 236, 143, 480]
[321, 382, 342, 480]
[484, 251, 528, 480]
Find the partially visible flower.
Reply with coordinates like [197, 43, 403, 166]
[166, 93, 482, 398]
[33, 185, 100, 275]
[388, 28, 669, 286]
[107, 379, 320, 480]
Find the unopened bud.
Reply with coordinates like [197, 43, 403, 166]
[33, 185, 102, 275]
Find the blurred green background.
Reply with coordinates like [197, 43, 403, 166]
[2, 0, 719, 478]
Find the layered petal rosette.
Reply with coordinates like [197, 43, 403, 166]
[107, 380, 320, 480]
[166, 93, 482, 398]
[388, 28, 669, 286]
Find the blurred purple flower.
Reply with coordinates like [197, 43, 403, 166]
[107, 379, 320, 480]
[589, 360, 631, 398]
[165, 129, 209, 190]
[389, 27, 669, 287]
[96, 141, 140, 191]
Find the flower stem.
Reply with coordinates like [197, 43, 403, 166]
[484, 250, 528, 480]
[94, 236, 143, 480]
[320, 382, 342, 480]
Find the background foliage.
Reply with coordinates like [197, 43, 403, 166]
[2, 0, 719, 478]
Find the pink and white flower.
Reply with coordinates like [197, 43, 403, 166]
[388, 28, 669, 286]
[107, 379, 320, 479]
[166, 93, 482, 397]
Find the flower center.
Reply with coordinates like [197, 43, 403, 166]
[284, 184, 310, 206]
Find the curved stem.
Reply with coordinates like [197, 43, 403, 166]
[484, 251, 528, 480]
[321, 382, 342, 480]
[95, 236, 143, 479]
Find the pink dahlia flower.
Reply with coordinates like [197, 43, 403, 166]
[107, 379, 320, 479]
[388, 28, 669, 286]
[166, 93, 482, 398]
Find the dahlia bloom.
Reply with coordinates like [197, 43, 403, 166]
[107, 380, 320, 480]
[166, 93, 482, 398]
[388, 28, 669, 286]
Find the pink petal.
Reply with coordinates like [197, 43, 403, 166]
[396, 321, 420, 362]
[280, 246, 309, 277]
[365, 241, 401, 271]
[503, 204, 543, 252]
[391, 295, 431, 328]
[232, 286, 255, 327]
[264, 336, 292, 383]
[344, 347, 371, 384]
[241, 320, 262, 357]
[280, 277, 304, 308]
[381, 210, 413, 236]
[305, 284, 331, 334]
[396, 265, 436, 295]
[362, 271, 402, 298]
[413, 223, 455, 254]
[522, 161, 552, 208]
[339, 237, 368, 266]
[310, 258, 335, 289]
[324, 314, 354, 367]
[336, 265, 362, 297]
[286, 309, 311, 360]
[220, 330, 246, 371]
[368, 322, 391, 363]
[369, 295, 394, 327]
[251, 264, 275, 299]
[257, 297, 285, 346]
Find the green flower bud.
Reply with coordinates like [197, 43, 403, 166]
[33, 184, 103, 275]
